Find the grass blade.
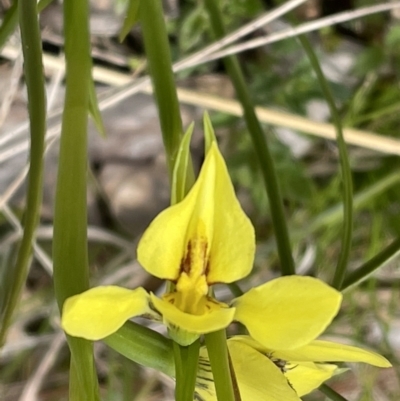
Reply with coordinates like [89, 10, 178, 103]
[297, 35, 353, 290]
[0, 0, 46, 346]
[342, 237, 400, 290]
[0, 0, 18, 51]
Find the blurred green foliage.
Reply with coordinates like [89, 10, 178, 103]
[2, 1, 400, 399]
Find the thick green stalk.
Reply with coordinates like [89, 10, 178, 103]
[296, 36, 353, 290]
[52, 0, 99, 400]
[0, 0, 46, 346]
[139, 0, 184, 177]
[205, 330, 239, 401]
[173, 340, 201, 401]
[342, 237, 400, 290]
[319, 384, 350, 401]
[204, 0, 295, 276]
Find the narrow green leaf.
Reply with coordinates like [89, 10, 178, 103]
[103, 321, 175, 377]
[342, 237, 400, 290]
[319, 384, 350, 401]
[203, 0, 295, 276]
[52, 0, 99, 399]
[0, 0, 18, 51]
[171, 122, 194, 205]
[304, 171, 400, 236]
[88, 77, 106, 137]
[296, 35, 353, 290]
[0, 0, 46, 346]
[119, 0, 140, 42]
[0, 0, 53, 53]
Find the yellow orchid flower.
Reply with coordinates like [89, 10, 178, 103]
[62, 140, 341, 346]
[195, 335, 391, 401]
[59, 124, 392, 401]
[60, 137, 388, 395]
[61, 139, 343, 346]
[61, 133, 390, 399]
[62, 139, 256, 344]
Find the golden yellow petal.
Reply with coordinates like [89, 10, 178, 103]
[228, 336, 340, 396]
[206, 144, 255, 284]
[61, 286, 151, 340]
[233, 276, 342, 350]
[285, 362, 338, 396]
[137, 200, 194, 281]
[194, 341, 301, 401]
[137, 141, 255, 283]
[272, 340, 391, 368]
[150, 293, 235, 345]
[229, 341, 302, 400]
[230, 336, 391, 368]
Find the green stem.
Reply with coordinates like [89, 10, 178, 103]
[203, 0, 295, 276]
[205, 330, 239, 401]
[0, 0, 46, 346]
[342, 237, 400, 290]
[52, 0, 99, 399]
[297, 35, 353, 290]
[319, 384, 350, 401]
[139, 0, 184, 178]
[173, 340, 200, 401]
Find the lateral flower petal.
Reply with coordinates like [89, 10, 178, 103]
[150, 293, 235, 338]
[233, 276, 342, 350]
[271, 340, 392, 368]
[195, 341, 301, 401]
[227, 337, 339, 397]
[285, 362, 339, 396]
[137, 142, 255, 284]
[62, 286, 151, 340]
[228, 336, 391, 396]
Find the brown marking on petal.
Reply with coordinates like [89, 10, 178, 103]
[180, 241, 192, 273]
[179, 237, 209, 275]
[201, 241, 208, 274]
[204, 259, 210, 277]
